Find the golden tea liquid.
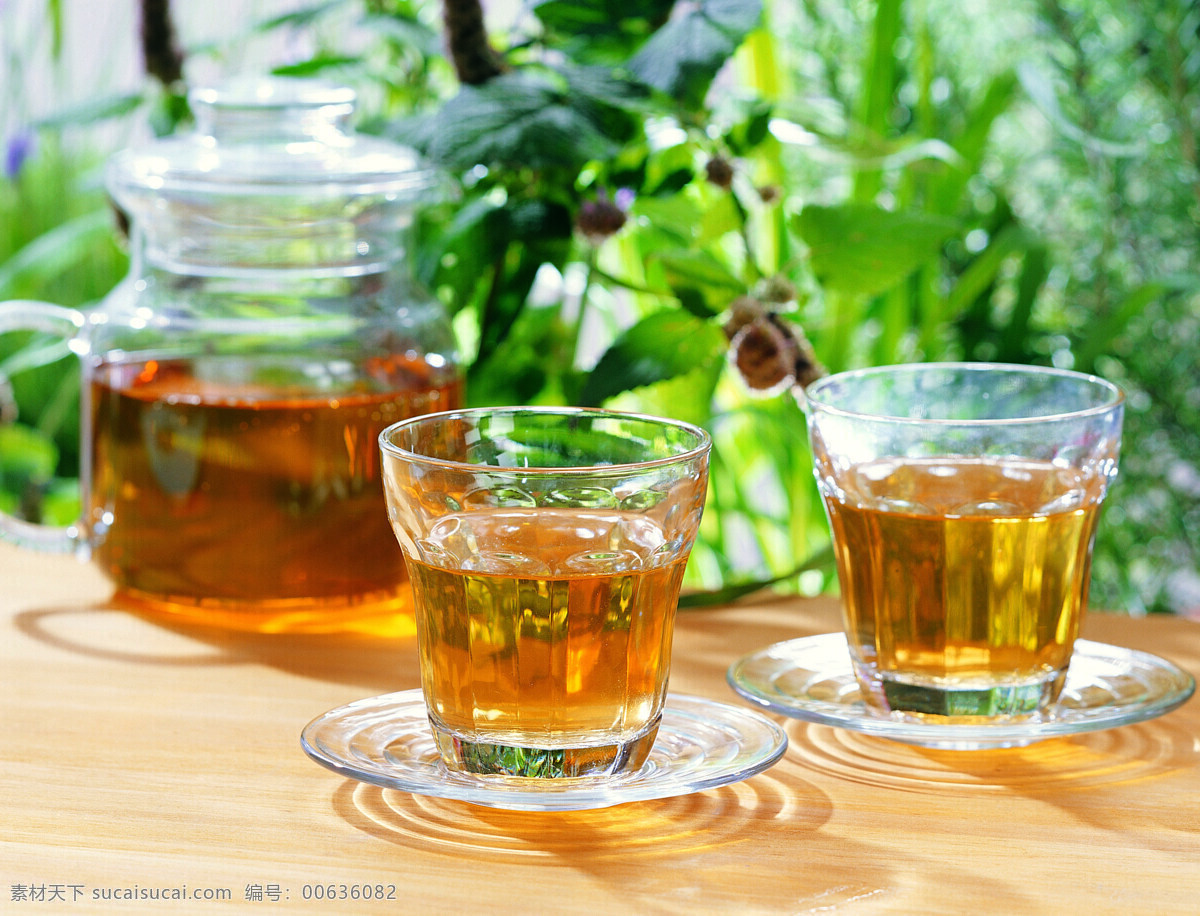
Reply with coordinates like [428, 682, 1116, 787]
[87, 355, 462, 632]
[405, 508, 688, 776]
[823, 457, 1105, 718]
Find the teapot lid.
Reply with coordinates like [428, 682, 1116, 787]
[106, 76, 439, 273]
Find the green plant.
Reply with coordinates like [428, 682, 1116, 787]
[1012, 0, 1200, 613]
[2, 0, 1197, 612]
[378, 0, 1059, 597]
[0, 141, 127, 524]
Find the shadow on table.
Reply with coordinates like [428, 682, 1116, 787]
[12, 599, 421, 693]
[330, 758, 896, 913]
[784, 713, 1200, 854]
[8, 590, 835, 702]
[783, 714, 1199, 793]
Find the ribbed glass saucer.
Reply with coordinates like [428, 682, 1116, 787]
[728, 633, 1195, 750]
[301, 690, 787, 811]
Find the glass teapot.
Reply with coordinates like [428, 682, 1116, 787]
[0, 77, 461, 633]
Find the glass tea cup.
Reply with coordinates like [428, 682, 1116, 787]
[379, 407, 711, 778]
[803, 363, 1123, 722]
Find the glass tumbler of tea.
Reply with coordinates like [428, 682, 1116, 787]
[0, 77, 460, 633]
[379, 407, 711, 778]
[803, 362, 1124, 721]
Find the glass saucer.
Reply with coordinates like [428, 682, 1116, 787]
[301, 690, 787, 811]
[728, 633, 1195, 750]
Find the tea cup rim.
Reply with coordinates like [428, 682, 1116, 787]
[378, 405, 712, 474]
[801, 361, 1124, 425]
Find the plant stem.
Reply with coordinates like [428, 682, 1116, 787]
[569, 245, 599, 370]
[679, 545, 835, 608]
[588, 266, 661, 297]
[139, 0, 184, 86]
[442, 0, 505, 85]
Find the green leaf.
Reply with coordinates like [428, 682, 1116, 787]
[679, 545, 834, 608]
[254, 0, 340, 30]
[429, 194, 573, 322]
[48, 0, 63, 58]
[492, 198, 574, 244]
[724, 98, 774, 156]
[554, 64, 649, 143]
[0, 336, 73, 379]
[1072, 282, 1174, 374]
[580, 310, 726, 406]
[147, 90, 192, 138]
[648, 249, 747, 317]
[532, 0, 677, 62]
[628, 0, 764, 107]
[793, 204, 959, 298]
[271, 55, 361, 77]
[1016, 62, 1144, 158]
[697, 191, 743, 244]
[852, 0, 902, 203]
[473, 221, 571, 366]
[0, 423, 57, 484]
[928, 71, 1018, 215]
[646, 167, 694, 196]
[467, 346, 552, 406]
[998, 243, 1048, 362]
[360, 12, 443, 59]
[404, 69, 626, 170]
[630, 189, 705, 240]
[608, 353, 725, 429]
[0, 210, 114, 298]
[40, 477, 81, 527]
[943, 222, 1027, 318]
[532, 0, 675, 34]
[34, 93, 146, 131]
[422, 195, 504, 314]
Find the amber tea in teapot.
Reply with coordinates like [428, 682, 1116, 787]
[90, 353, 461, 624]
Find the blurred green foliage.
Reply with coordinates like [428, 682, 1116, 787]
[1, 0, 1196, 612]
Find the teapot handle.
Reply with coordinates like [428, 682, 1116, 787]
[0, 300, 87, 555]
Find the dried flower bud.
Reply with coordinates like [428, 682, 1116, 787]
[758, 274, 797, 305]
[722, 295, 765, 340]
[576, 192, 629, 244]
[731, 315, 794, 392]
[705, 156, 734, 190]
[730, 314, 825, 393]
[789, 323, 825, 390]
[757, 184, 781, 204]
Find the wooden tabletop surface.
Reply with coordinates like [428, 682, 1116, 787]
[3, 540, 1199, 915]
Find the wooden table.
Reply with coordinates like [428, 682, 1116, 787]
[3, 541, 1199, 915]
